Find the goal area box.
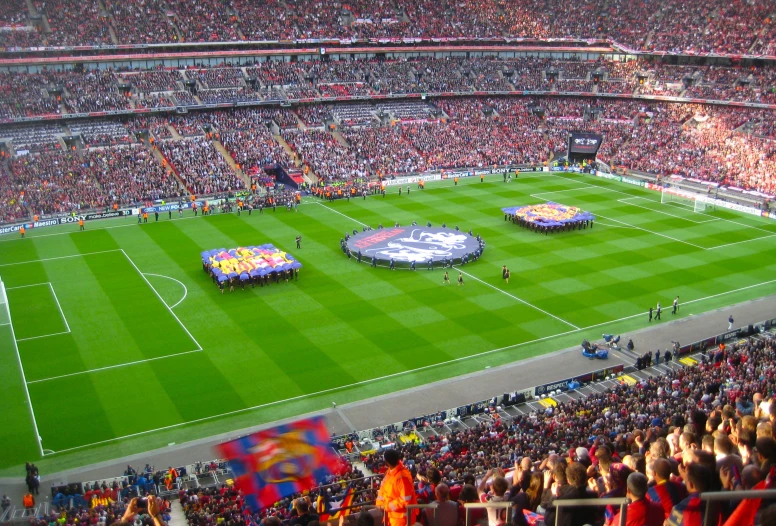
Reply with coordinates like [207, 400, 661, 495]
[661, 188, 709, 212]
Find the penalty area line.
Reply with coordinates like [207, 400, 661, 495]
[453, 267, 580, 330]
[143, 273, 189, 309]
[26, 349, 203, 384]
[315, 201, 369, 227]
[42, 275, 776, 456]
[121, 250, 202, 351]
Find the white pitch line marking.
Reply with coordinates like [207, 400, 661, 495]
[27, 349, 203, 384]
[550, 172, 776, 235]
[316, 200, 580, 329]
[42, 273, 776, 456]
[529, 188, 708, 249]
[6, 283, 50, 290]
[121, 250, 202, 351]
[617, 197, 719, 224]
[538, 179, 775, 249]
[17, 330, 70, 342]
[595, 214, 708, 250]
[454, 267, 580, 330]
[48, 282, 71, 334]
[706, 233, 776, 251]
[0, 249, 122, 267]
[315, 201, 368, 226]
[2, 287, 45, 456]
[143, 273, 189, 309]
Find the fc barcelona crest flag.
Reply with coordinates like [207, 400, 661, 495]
[217, 416, 341, 511]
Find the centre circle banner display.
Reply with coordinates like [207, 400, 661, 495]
[346, 227, 482, 266]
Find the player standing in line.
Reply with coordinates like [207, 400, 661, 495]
[443, 271, 450, 284]
[458, 272, 464, 286]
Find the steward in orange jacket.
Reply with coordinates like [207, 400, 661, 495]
[376, 449, 417, 526]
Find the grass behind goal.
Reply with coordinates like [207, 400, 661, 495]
[1, 172, 776, 474]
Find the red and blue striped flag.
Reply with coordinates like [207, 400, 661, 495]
[217, 416, 341, 512]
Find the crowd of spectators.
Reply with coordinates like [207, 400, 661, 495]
[30, 500, 132, 526]
[172, 91, 198, 106]
[0, 95, 775, 221]
[295, 105, 330, 127]
[34, 0, 111, 46]
[68, 120, 135, 147]
[83, 144, 183, 204]
[4, 0, 776, 55]
[134, 93, 178, 109]
[58, 70, 133, 113]
[342, 126, 427, 177]
[1, 59, 776, 124]
[9, 150, 107, 214]
[166, 329, 776, 526]
[166, 0, 238, 42]
[198, 88, 257, 104]
[104, 0, 179, 44]
[168, 115, 205, 137]
[0, 72, 61, 120]
[210, 108, 294, 180]
[0, 29, 44, 49]
[190, 67, 245, 89]
[122, 71, 183, 94]
[359, 333, 776, 526]
[0, 0, 30, 25]
[124, 116, 174, 140]
[0, 163, 27, 223]
[157, 137, 244, 195]
[282, 129, 368, 181]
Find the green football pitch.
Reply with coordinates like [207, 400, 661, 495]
[2, 171, 776, 474]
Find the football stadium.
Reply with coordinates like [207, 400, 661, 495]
[1, 1, 776, 525]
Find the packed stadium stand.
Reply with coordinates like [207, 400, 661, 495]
[2, 3, 776, 525]
[13, 319, 776, 526]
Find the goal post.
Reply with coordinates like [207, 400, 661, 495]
[660, 188, 708, 212]
[0, 279, 9, 327]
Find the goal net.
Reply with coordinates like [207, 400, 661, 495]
[0, 280, 9, 328]
[661, 188, 707, 212]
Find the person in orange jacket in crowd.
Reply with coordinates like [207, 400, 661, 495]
[376, 449, 417, 526]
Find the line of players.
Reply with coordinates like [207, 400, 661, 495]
[504, 212, 594, 234]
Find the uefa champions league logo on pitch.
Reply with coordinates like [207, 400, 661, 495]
[365, 229, 471, 262]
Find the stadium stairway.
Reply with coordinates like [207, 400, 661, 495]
[211, 139, 249, 186]
[332, 130, 350, 149]
[168, 500, 187, 526]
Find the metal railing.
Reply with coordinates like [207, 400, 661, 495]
[462, 501, 513, 526]
[550, 497, 628, 526]
[702, 488, 776, 525]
